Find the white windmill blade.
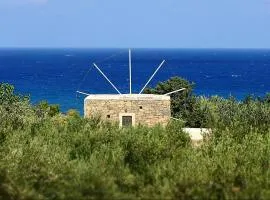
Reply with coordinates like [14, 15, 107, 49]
[76, 91, 91, 96]
[163, 88, 186, 96]
[93, 63, 122, 95]
[139, 60, 166, 94]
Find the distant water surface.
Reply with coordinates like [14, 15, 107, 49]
[0, 48, 270, 113]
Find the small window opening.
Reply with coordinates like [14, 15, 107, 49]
[139, 106, 143, 109]
[107, 115, 111, 119]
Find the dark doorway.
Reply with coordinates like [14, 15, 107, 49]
[122, 116, 133, 127]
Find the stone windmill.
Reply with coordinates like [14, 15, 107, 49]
[77, 49, 185, 127]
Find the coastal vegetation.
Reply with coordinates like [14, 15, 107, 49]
[0, 81, 270, 199]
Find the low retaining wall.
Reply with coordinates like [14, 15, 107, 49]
[183, 128, 211, 146]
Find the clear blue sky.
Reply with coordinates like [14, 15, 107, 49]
[0, 0, 270, 48]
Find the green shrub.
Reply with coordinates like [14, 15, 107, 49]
[0, 83, 270, 199]
[144, 77, 215, 127]
[0, 83, 29, 105]
[35, 100, 60, 118]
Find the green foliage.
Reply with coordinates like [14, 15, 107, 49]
[144, 77, 211, 127]
[0, 83, 29, 105]
[35, 100, 60, 117]
[0, 83, 270, 199]
[144, 76, 194, 115]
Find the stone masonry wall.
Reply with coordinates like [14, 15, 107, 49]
[85, 99, 171, 127]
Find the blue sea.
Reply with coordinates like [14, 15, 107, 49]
[0, 48, 270, 113]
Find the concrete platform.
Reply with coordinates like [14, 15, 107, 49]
[183, 128, 211, 146]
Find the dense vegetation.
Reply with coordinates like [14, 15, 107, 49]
[145, 76, 270, 128]
[0, 81, 269, 200]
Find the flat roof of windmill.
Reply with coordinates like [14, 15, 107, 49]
[85, 94, 170, 101]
